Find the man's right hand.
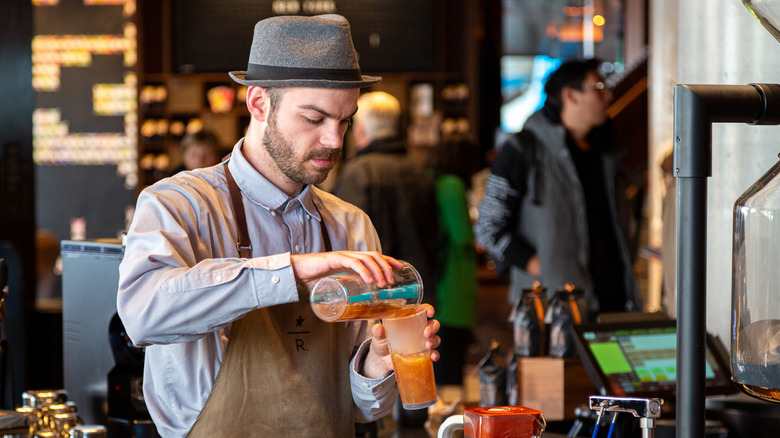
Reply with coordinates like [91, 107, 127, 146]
[290, 251, 403, 290]
[526, 254, 541, 277]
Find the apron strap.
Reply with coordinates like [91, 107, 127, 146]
[224, 160, 253, 258]
[317, 201, 333, 252]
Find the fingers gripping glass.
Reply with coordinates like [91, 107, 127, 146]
[309, 261, 423, 321]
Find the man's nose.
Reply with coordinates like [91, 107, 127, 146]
[320, 125, 345, 149]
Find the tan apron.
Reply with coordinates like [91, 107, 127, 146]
[187, 163, 354, 437]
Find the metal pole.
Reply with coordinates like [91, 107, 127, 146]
[674, 175, 707, 438]
[640, 417, 655, 438]
[673, 83, 780, 438]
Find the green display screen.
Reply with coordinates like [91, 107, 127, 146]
[575, 321, 733, 397]
[589, 342, 632, 375]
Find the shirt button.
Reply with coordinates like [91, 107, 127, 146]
[294, 244, 301, 252]
[215, 275, 222, 281]
[268, 260, 276, 268]
[271, 275, 280, 284]
[271, 211, 277, 216]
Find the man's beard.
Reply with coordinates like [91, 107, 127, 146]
[262, 113, 341, 186]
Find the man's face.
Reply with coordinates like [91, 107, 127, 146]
[574, 71, 613, 128]
[262, 87, 359, 187]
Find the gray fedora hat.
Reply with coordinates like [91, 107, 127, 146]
[229, 14, 380, 89]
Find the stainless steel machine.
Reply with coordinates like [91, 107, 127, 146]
[61, 239, 158, 437]
[61, 239, 125, 426]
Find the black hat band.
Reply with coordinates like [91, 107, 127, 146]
[246, 63, 364, 82]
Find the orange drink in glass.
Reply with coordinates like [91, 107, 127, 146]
[383, 307, 437, 409]
[390, 350, 437, 408]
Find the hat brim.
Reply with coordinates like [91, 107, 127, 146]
[229, 71, 381, 89]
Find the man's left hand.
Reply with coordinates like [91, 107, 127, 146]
[361, 304, 441, 379]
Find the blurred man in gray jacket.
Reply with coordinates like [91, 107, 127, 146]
[475, 58, 641, 320]
[333, 91, 439, 305]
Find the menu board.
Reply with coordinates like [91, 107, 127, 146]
[33, 0, 137, 241]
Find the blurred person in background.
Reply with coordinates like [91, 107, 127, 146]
[426, 138, 480, 386]
[171, 130, 222, 174]
[332, 91, 439, 307]
[475, 58, 641, 321]
[332, 90, 439, 428]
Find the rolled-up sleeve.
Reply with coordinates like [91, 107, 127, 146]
[118, 183, 300, 346]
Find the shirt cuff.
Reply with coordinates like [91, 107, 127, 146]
[350, 338, 397, 421]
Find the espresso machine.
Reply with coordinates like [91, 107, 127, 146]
[107, 313, 158, 437]
[674, 2, 780, 437]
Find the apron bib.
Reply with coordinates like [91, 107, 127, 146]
[187, 162, 353, 436]
[187, 302, 353, 437]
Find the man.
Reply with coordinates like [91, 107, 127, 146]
[118, 15, 440, 437]
[475, 58, 641, 320]
[332, 91, 439, 306]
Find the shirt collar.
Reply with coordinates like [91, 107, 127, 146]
[226, 139, 322, 221]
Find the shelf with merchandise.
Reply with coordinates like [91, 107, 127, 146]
[136, 74, 249, 188]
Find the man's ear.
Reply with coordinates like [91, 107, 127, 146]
[246, 86, 269, 122]
[561, 86, 579, 106]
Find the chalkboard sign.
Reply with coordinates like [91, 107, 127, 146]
[33, 1, 137, 242]
[172, 0, 437, 74]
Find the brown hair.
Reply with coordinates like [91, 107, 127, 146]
[180, 130, 220, 153]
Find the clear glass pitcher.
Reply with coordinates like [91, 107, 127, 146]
[731, 157, 780, 402]
[309, 260, 423, 321]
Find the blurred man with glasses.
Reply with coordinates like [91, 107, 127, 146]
[475, 58, 641, 322]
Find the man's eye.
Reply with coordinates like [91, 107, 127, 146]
[305, 118, 323, 125]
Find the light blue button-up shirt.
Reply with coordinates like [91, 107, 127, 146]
[118, 140, 397, 437]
